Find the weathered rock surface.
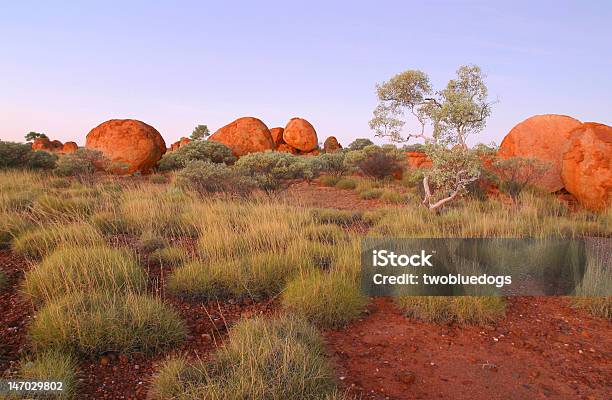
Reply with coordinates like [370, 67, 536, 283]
[561, 122, 612, 211]
[208, 117, 274, 157]
[405, 152, 432, 169]
[86, 119, 166, 174]
[270, 127, 285, 147]
[276, 143, 298, 154]
[283, 118, 318, 152]
[60, 142, 78, 154]
[323, 136, 342, 153]
[170, 137, 191, 151]
[498, 114, 583, 192]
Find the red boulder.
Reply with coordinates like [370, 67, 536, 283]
[208, 117, 274, 157]
[283, 118, 318, 152]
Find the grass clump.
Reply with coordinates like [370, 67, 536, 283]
[358, 188, 383, 200]
[33, 194, 94, 219]
[311, 208, 362, 227]
[29, 291, 186, 355]
[335, 178, 357, 190]
[23, 246, 147, 303]
[150, 246, 189, 266]
[13, 223, 104, 259]
[0, 271, 6, 291]
[395, 296, 506, 324]
[380, 189, 405, 204]
[0, 212, 32, 248]
[90, 211, 131, 235]
[18, 350, 78, 399]
[319, 175, 340, 187]
[139, 230, 167, 253]
[150, 315, 338, 399]
[303, 224, 347, 245]
[149, 174, 168, 184]
[282, 271, 366, 328]
[168, 252, 302, 301]
[572, 297, 611, 320]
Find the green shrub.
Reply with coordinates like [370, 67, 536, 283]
[353, 145, 403, 179]
[150, 246, 189, 266]
[23, 246, 147, 303]
[13, 223, 104, 259]
[319, 175, 340, 187]
[359, 188, 383, 199]
[395, 296, 505, 324]
[53, 149, 104, 178]
[347, 138, 374, 151]
[29, 291, 186, 354]
[236, 151, 317, 190]
[317, 152, 348, 176]
[335, 178, 356, 190]
[401, 168, 425, 188]
[19, 350, 78, 399]
[158, 140, 236, 171]
[149, 315, 337, 399]
[175, 161, 253, 196]
[282, 271, 366, 328]
[0, 141, 57, 170]
[0, 212, 32, 248]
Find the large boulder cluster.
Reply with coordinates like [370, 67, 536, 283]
[32, 137, 78, 154]
[498, 114, 611, 211]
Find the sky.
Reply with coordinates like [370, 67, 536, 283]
[1, 0, 611, 147]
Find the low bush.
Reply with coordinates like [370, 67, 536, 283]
[401, 168, 425, 189]
[54, 149, 106, 178]
[358, 188, 383, 200]
[29, 291, 186, 354]
[158, 140, 236, 171]
[150, 246, 189, 266]
[0, 212, 32, 248]
[175, 161, 253, 196]
[23, 246, 147, 303]
[319, 175, 340, 187]
[0, 141, 57, 170]
[347, 138, 374, 151]
[317, 152, 348, 177]
[236, 151, 317, 190]
[282, 271, 366, 328]
[354, 145, 404, 179]
[13, 223, 105, 259]
[395, 296, 505, 324]
[335, 178, 356, 190]
[149, 315, 338, 399]
[19, 350, 78, 399]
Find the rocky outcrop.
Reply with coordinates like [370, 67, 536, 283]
[276, 143, 298, 154]
[208, 117, 274, 157]
[270, 127, 285, 147]
[283, 118, 318, 152]
[323, 136, 342, 153]
[31, 138, 77, 154]
[561, 123, 612, 211]
[60, 142, 78, 154]
[498, 114, 583, 192]
[170, 137, 191, 151]
[406, 152, 432, 169]
[86, 119, 166, 174]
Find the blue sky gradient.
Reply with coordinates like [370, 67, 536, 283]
[1, 0, 610, 146]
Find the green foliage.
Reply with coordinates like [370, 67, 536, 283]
[29, 291, 186, 354]
[23, 246, 147, 303]
[335, 178, 356, 190]
[347, 138, 374, 151]
[25, 131, 48, 142]
[344, 145, 403, 179]
[54, 149, 106, 178]
[236, 151, 317, 191]
[359, 188, 383, 200]
[0, 141, 57, 170]
[19, 350, 78, 399]
[158, 140, 236, 171]
[282, 271, 366, 328]
[150, 316, 338, 399]
[370, 65, 492, 148]
[395, 296, 505, 324]
[316, 151, 348, 176]
[175, 161, 253, 196]
[380, 189, 405, 204]
[191, 124, 210, 141]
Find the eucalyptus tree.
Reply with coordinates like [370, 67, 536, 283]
[369, 65, 495, 211]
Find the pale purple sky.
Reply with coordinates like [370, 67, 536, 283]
[1, 1, 610, 147]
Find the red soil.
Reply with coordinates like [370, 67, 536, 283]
[324, 298, 611, 400]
